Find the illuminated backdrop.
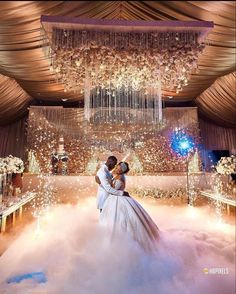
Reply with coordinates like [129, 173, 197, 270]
[26, 106, 201, 174]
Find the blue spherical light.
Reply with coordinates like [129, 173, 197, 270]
[180, 141, 189, 149]
[171, 130, 195, 156]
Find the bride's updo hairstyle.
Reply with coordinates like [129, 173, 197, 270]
[119, 162, 130, 174]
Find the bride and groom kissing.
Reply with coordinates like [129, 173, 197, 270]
[95, 156, 160, 251]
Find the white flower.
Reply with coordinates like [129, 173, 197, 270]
[2, 155, 24, 173]
[0, 158, 7, 173]
[216, 155, 236, 175]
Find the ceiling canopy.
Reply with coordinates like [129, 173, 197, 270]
[0, 1, 235, 126]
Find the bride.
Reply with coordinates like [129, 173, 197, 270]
[100, 161, 160, 251]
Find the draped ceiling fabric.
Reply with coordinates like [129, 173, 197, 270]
[0, 74, 32, 125]
[0, 1, 235, 126]
[196, 72, 236, 128]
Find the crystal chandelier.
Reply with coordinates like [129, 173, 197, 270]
[41, 16, 213, 124]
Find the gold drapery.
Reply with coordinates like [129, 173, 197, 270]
[196, 72, 236, 128]
[0, 74, 32, 125]
[0, 1, 235, 125]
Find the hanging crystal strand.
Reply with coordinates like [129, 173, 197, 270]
[120, 87, 123, 123]
[146, 91, 149, 124]
[121, 86, 123, 123]
[89, 87, 92, 124]
[105, 86, 108, 124]
[99, 86, 102, 124]
[99, 86, 101, 124]
[152, 87, 155, 125]
[145, 91, 148, 124]
[155, 87, 159, 125]
[149, 89, 152, 124]
[153, 87, 156, 126]
[95, 86, 98, 124]
[148, 89, 151, 125]
[96, 87, 98, 124]
[133, 88, 135, 112]
[137, 89, 140, 124]
[133, 88, 136, 124]
[150, 88, 153, 124]
[122, 86, 124, 123]
[98, 87, 101, 124]
[153, 88, 155, 124]
[157, 81, 162, 123]
[126, 86, 129, 125]
[131, 87, 133, 123]
[101, 87, 105, 124]
[141, 89, 144, 123]
[120, 86, 123, 124]
[142, 90, 146, 122]
[122, 86, 124, 124]
[135, 88, 138, 123]
[108, 82, 111, 118]
[136, 89, 138, 123]
[145, 90, 148, 123]
[140, 90, 143, 124]
[114, 86, 117, 117]
[126, 87, 129, 124]
[141, 90, 144, 123]
[91, 87, 94, 124]
[122, 86, 125, 124]
[123, 86, 126, 123]
[138, 89, 142, 123]
[84, 69, 91, 121]
[117, 86, 120, 123]
[126, 86, 129, 123]
[118, 86, 121, 123]
[156, 86, 159, 124]
[105, 87, 107, 124]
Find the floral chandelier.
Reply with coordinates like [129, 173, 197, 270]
[41, 16, 213, 124]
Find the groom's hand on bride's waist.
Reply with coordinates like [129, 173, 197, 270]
[123, 191, 130, 197]
[95, 175, 101, 185]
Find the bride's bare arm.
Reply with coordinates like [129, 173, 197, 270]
[112, 175, 126, 190]
[120, 180, 126, 191]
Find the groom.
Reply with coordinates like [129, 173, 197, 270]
[95, 156, 129, 212]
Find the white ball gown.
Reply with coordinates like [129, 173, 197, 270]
[100, 177, 160, 251]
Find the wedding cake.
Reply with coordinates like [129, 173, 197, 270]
[57, 136, 65, 154]
[51, 136, 68, 175]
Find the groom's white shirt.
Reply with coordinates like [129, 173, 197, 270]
[96, 163, 123, 210]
